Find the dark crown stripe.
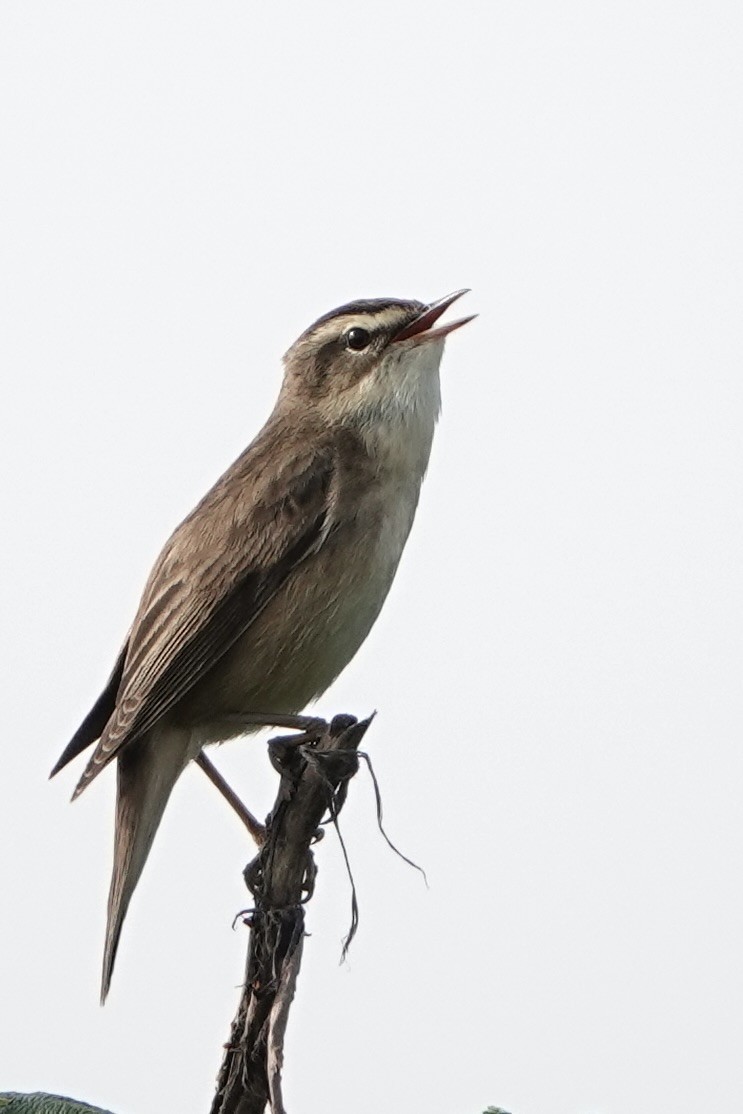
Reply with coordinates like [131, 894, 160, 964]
[299, 298, 425, 342]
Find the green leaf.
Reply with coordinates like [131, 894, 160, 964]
[0, 1094, 116, 1114]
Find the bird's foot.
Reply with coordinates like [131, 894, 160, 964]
[266, 719, 328, 775]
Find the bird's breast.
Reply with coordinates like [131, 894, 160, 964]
[181, 470, 423, 736]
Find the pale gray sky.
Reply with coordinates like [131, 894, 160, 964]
[2, 3, 742, 1113]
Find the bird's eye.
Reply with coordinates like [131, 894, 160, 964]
[345, 326, 371, 351]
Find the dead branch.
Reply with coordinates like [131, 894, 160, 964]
[210, 713, 372, 1114]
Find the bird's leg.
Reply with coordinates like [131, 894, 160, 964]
[193, 718, 329, 846]
[195, 751, 266, 847]
[218, 712, 328, 735]
[196, 717, 331, 846]
[215, 712, 329, 767]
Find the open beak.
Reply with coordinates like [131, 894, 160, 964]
[392, 289, 476, 344]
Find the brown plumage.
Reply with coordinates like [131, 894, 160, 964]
[51, 291, 474, 1000]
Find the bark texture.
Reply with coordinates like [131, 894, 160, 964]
[210, 714, 371, 1114]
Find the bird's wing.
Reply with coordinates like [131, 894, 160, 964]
[71, 439, 337, 797]
[50, 642, 128, 777]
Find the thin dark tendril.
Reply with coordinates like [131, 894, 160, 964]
[300, 744, 360, 958]
[325, 789, 360, 961]
[356, 749, 429, 887]
[302, 736, 429, 962]
[310, 745, 429, 886]
[232, 908, 254, 930]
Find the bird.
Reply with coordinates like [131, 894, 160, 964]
[51, 290, 475, 1001]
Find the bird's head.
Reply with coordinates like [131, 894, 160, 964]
[279, 290, 474, 434]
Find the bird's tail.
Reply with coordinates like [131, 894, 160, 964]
[102, 725, 192, 1003]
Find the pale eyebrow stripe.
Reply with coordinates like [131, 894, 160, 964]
[309, 307, 407, 346]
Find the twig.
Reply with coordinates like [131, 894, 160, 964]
[210, 714, 371, 1114]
